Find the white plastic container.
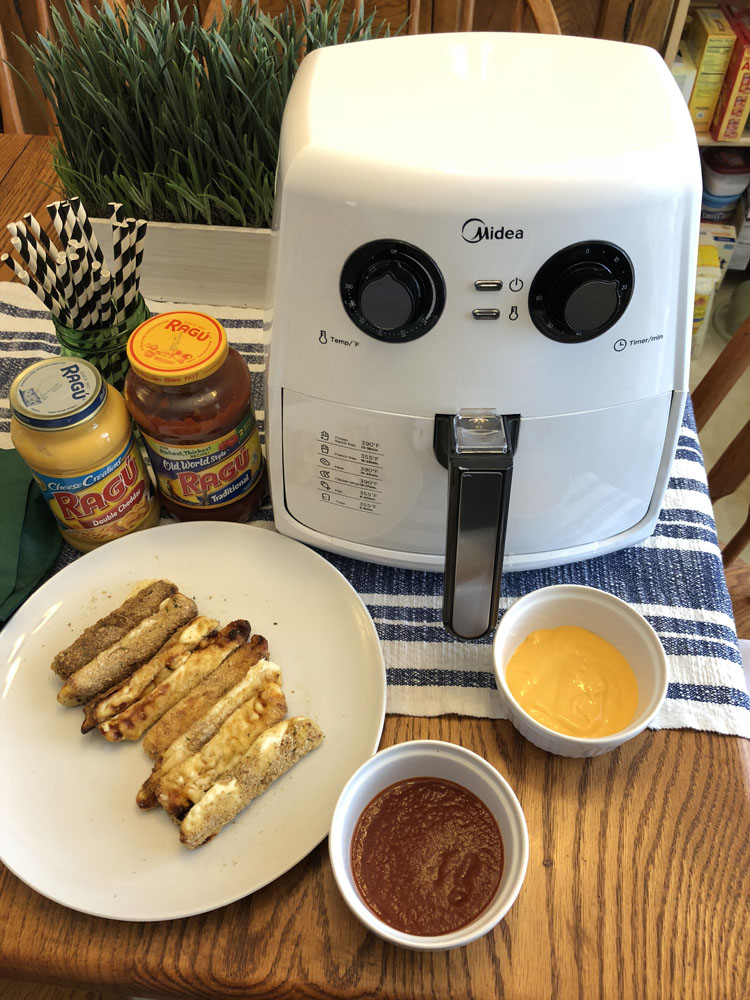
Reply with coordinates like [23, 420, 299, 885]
[702, 147, 750, 197]
[701, 189, 742, 222]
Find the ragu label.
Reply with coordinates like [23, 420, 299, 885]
[141, 410, 262, 510]
[33, 436, 154, 540]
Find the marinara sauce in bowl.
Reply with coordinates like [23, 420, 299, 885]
[329, 740, 528, 950]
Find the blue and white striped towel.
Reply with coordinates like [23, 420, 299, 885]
[1, 281, 747, 737]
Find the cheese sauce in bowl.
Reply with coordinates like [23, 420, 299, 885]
[493, 585, 668, 758]
[504, 625, 639, 739]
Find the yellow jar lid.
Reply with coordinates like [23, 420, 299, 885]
[127, 311, 228, 386]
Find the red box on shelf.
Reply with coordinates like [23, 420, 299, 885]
[712, 4, 750, 140]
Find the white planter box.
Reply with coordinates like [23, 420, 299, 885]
[91, 218, 272, 309]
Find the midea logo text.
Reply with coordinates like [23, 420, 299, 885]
[461, 218, 524, 242]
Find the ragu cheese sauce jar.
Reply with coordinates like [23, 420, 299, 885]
[10, 357, 160, 552]
[124, 310, 266, 522]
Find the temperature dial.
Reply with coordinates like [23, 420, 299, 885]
[529, 241, 634, 343]
[341, 239, 446, 343]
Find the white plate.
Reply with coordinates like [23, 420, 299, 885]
[0, 521, 386, 922]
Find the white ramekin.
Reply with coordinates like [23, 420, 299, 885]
[329, 739, 528, 950]
[493, 584, 668, 758]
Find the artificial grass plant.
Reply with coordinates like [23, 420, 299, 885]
[23, 0, 393, 228]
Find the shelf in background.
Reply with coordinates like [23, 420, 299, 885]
[698, 132, 750, 147]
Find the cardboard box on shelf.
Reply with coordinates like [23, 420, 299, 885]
[700, 221, 738, 274]
[672, 43, 698, 103]
[727, 191, 750, 269]
[711, 4, 750, 140]
[685, 7, 736, 131]
[692, 243, 723, 355]
[728, 241, 750, 267]
[731, 195, 750, 242]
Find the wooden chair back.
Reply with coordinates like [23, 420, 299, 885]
[447, 0, 561, 34]
[0, 1, 219, 135]
[692, 316, 750, 568]
[510, 0, 561, 33]
[692, 315, 750, 638]
[0, 0, 51, 134]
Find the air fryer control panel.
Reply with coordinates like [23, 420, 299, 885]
[339, 238, 634, 345]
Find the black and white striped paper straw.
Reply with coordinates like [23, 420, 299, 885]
[98, 268, 114, 327]
[119, 218, 140, 322]
[5, 197, 148, 332]
[22, 212, 54, 257]
[67, 244, 94, 329]
[8, 220, 53, 266]
[1, 253, 67, 321]
[10, 234, 70, 321]
[89, 261, 105, 328]
[111, 220, 133, 324]
[108, 202, 126, 224]
[47, 201, 75, 251]
[55, 251, 79, 328]
[70, 195, 105, 268]
[132, 218, 148, 292]
[9, 229, 57, 296]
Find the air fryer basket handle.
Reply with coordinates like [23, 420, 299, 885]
[434, 412, 519, 640]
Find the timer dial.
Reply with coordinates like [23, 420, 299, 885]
[341, 239, 446, 343]
[529, 241, 634, 343]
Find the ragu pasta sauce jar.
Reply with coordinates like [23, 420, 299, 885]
[10, 358, 160, 552]
[124, 310, 266, 522]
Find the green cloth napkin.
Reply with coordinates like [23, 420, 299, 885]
[0, 448, 62, 623]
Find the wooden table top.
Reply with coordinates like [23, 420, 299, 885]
[0, 134, 749, 1000]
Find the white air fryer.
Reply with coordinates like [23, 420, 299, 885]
[264, 32, 701, 640]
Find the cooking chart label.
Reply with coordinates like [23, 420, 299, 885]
[281, 389, 448, 552]
[316, 431, 382, 514]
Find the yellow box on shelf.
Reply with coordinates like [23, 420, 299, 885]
[685, 7, 736, 132]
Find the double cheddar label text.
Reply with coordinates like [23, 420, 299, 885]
[34, 436, 154, 540]
[141, 410, 262, 510]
